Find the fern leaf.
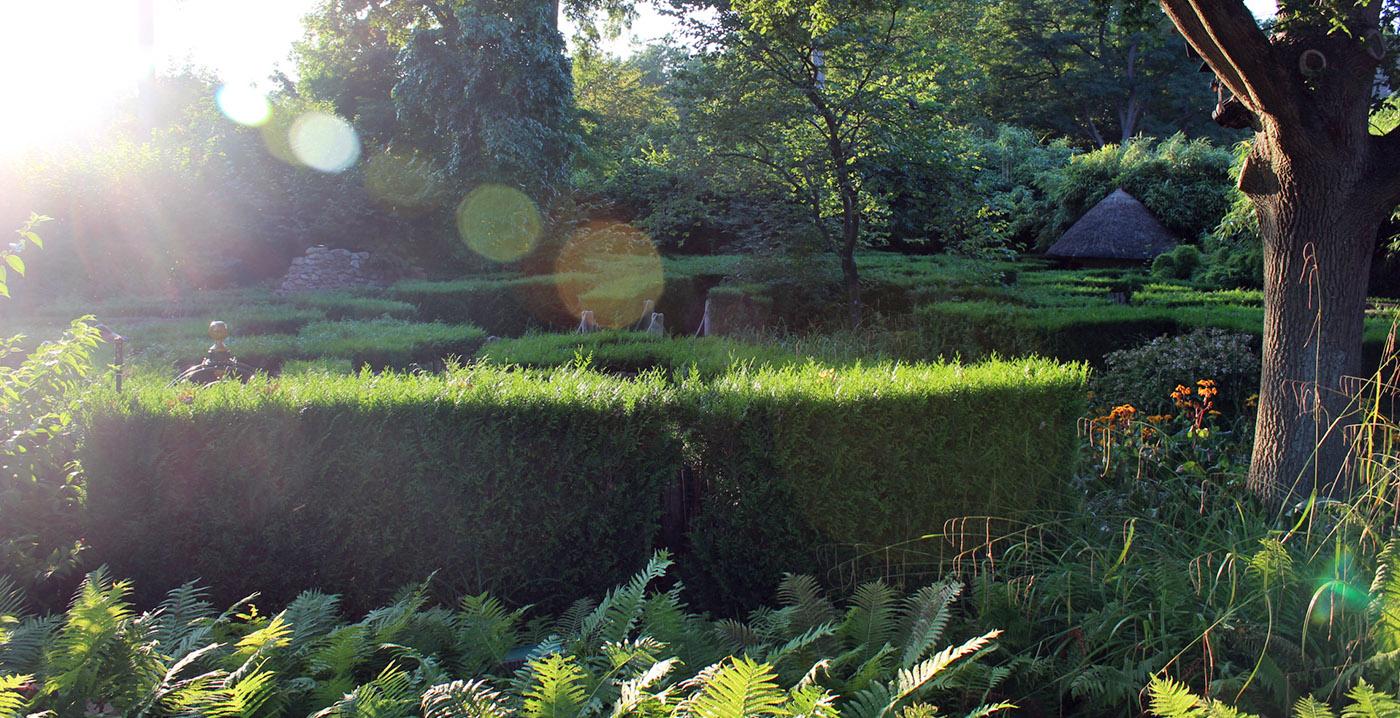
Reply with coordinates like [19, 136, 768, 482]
[897, 581, 960, 669]
[1342, 679, 1400, 718]
[1295, 696, 1338, 718]
[0, 674, 34, 716]
[961, 701, 1015, 718]
[1370, 539, 1400, 654]
[578, 552, 673, 650]
[891, 630, 1001, 708]
[42, 568, 137, 704]
[1146, 676, 1207, 718]
[611, 658, 678, 718]
[423, 679, 511, 718]
[785, 682, 839, 718]
[281, 589, 343, 657]
[688, 656, 788, 718]
[840, 582, 898, 662]
[777, 575, 836, 636]
[842, 681, 894, 718]
[458, 593, 527, 676]
[311, 662, 419, 718]
[522, 653, 588, 718]
[714, 619, 763, 654]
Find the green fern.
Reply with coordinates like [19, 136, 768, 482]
[422, 679, 511, 718]
[522, 653, 589, 718]
[456, 593, 526, 676]
[686, 656, 787, 718]
[1295, 696, 1338, 718]
[311, 662, 419, 718]
[575, 552, 673, 651]
[896, 581, 959, 670]
[839, 582, 899, 666]
[1343, 679, 1400, 718]
[1370, 540, 1400, 655]
[609, 658, 678, 718]
[0, 674, 34, 716]
[777, 574, 836, 638]
[41, 567, 139, 708]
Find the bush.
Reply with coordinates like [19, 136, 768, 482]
[1150, 245, 1204, 281]
[1089, 328, 1259, 415]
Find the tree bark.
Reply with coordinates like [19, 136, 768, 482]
[1158, 0, 1400, 504]
[1244, 133, 1381, 504]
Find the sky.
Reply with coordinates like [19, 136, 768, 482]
[0, 0, 1279, 158]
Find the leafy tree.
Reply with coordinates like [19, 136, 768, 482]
[1159, 0, 1400, 503]
[975, 0, 1228, 147]
[676, 0, 940, 308]
[572, 44, 681, 181]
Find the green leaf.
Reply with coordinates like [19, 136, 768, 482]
[689, 656, 788, 718]
[4, 254, 22, 276]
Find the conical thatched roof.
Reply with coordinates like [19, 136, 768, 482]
[1045, 189, 1179, 260]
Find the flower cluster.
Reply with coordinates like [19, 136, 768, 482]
[1173, 379, 1219, 432]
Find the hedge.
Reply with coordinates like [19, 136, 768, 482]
[79, 367, 680, 612]
[673, 358, 1087, 612]
[76, 358, 1088, 615]
[477, 330, 794, 378]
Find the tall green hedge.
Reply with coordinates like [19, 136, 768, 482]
[674, 359, 1087, 612]
[79, 368, 679, 612]
[77, 358, 1087, 614]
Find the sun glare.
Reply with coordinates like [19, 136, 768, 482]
[0, 4, 150, 156]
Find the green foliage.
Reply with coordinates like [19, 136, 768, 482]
[1037, 135, 1235, 249]
[1090, 328, 1260, 415]
[0, 555, 1009, 718]
[0, 231, 102, 597]
[1151, 246, 1206, 282]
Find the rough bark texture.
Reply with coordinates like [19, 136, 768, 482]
[1159, 0, 1400, 505]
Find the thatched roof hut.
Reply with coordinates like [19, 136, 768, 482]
[1045, 189, 1179, 266]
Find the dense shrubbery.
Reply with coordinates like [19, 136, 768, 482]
[1089, 328, 1259, 414]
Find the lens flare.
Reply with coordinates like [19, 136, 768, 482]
[365, 151, 441, 214]
[289, 112, 360, 173]
[456, 185, 542, 263]
[554, 221, 664, 328]
[215, 84, 271, 127]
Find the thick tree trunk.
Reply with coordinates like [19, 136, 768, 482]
[1245, 134, 1380, 504]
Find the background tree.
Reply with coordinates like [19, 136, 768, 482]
[975, 0, 1228, 147]
[1158, 0, 1400, 503]
[676, 0, 942, 307]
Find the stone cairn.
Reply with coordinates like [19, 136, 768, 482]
[276, 246, 425, 293]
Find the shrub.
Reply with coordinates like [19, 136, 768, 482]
[1150, 245, 1204, 281]
[1089, 328, 1259, 414]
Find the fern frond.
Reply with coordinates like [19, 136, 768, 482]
[840, 582, 898, 663]
[227, 614, 292, 680]
[1342, 679, 1400, 718]
[0, 575, 28, 619]
[611, 658, 678, 718]
[0, 615, 56, 674]
[785, 682, 839, 718]
[843, 680, 894, 718]
[363, 581, 430, 645]
[961, 700, 1015, 718]
[0, 674, 34, 716]
[522, 653, 588, 718]
[423, 679, 511, 718]
[890, 630, 1001, 709]
[556, 599, 598, 642]
[714, 619, 763, 654]
[897, 581, 960, 669]
[457, 593, 526, 676]
[1295, 696, 1338, 718]
[311, 662, 419, 718]
[765, 623, 836, 665]
[688, 656, 786, 718]
[42, 568, 137, 704]
[578, 552, 673, 650]
[777, 575, 836, 637]
[1146, 676, 1206, 718]
[1370, 539, 1400, 654]
[282, 589, 343, 657]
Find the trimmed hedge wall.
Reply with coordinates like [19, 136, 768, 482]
[675, 359, 1087, 612]
[77, 358, 1088, 614]
[80, 368, 680, 612]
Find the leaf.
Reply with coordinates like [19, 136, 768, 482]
[689, 656, 788, 718]
[4, 254, 22, 276]
[422, 679, 511, 718]
[1294, 696, 1338, 718]
[521, 653, 588, 718]
[1146, 676, 1206, 718]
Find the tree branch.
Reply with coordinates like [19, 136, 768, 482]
[1157, 0, 1291, 121]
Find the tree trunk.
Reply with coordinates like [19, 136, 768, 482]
[1245, 133, 1380, 504]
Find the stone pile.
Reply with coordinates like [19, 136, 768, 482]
[276, 246, 425, 293]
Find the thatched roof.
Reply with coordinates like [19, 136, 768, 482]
[1045, 189, 1179, 260]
